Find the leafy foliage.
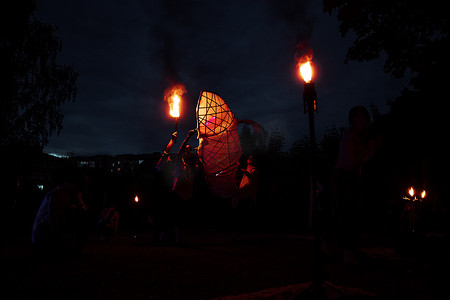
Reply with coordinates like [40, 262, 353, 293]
[1, 0, 78, 148]
[323, 0, 449, 79]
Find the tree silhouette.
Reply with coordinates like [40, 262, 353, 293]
[267, 129, 285, 154]
[323, 0, 449, 80]
[1, 0, 78, 148]
[323, 0, 449, 163]
[239, 123, 256, 157]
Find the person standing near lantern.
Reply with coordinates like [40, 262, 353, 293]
[324, 106, 382, 264]
[231, 155, 260, 240]
[153, 129, 197, 245]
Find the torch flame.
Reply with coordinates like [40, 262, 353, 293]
[421, 190, 426, 199]
[408, 187, 415, 197]
[134, 195, 139, 203]
[164, 83, 186, 119]
[170, 94, 180, 118]
[299, 61, 312, 83]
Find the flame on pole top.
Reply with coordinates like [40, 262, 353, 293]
[299, 61, 312, 83]
[297, 51, 313, 83]
[164, 83, 186, 118]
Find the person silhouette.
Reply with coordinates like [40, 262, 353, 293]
[232, 155, 260, 239]
[152, 129, 197, 245]
[325, 106, 382, 264]
[31, 167, 89, 260]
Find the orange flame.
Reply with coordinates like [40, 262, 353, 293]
[299, 61, 312, 83]
[421, 190, 426, 199]
[170, 94, 180, 118]
[408, 187, 415, 197]
[297, 51, 313, 83]
[164, 83, 186, 118]
[134, 195, 139, 203]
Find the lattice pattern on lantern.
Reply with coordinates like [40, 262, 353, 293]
[196, 91, 242, 198]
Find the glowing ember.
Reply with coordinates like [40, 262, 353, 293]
[164, 83, 186, 119]
[421, 190, 426, 199]
[408, 187, 415, 197]
[299, 61, 312, 83]
[134, 195, 139, 203]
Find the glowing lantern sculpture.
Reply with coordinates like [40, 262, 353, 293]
[196, 91, 242, 198]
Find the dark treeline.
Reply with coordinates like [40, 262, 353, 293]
[1, 104, 447, 243]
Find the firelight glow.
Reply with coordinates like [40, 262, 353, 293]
[165, 84, 186, 119]
[421, 190, 426, 199]
[409, 187, 415, 197]
[170, 94, 180, 118]
[299, 61, 312, 83]
[134, 195, 139, 203]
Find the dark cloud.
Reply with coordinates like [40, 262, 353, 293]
[38, 0, 407, 156]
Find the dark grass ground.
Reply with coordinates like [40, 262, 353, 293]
[2, 228, 448, 300]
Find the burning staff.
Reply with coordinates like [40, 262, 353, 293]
[164, 83, 186, 132]
[298, 57, 317, 115]
[298, 53, 325, 288]
[298, 55, 318, 231]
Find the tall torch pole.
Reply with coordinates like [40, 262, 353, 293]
[299, 60, 323, 291]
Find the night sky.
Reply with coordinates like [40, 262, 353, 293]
[37, 0, 408, 156]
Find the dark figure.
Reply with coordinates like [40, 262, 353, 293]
[325, 106, 381, 264]
[232, 155, 260, 239]
[152, 129, 197, 244]
[172, 129, 198, 202]
[97, 206, 119, 242]
[31, 167, 89, 260]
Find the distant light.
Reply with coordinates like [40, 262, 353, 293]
[134, 195, 139, 203]
[37, 185, 44, 190]
[48, 153, 69, 158]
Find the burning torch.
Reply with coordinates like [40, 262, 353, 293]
[403, 186, 426, 232]
[165, 84, 186, 132]
[299, 59, 317, 115]
[298, 54, 323, 288]
[298, 56, 318, 228]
